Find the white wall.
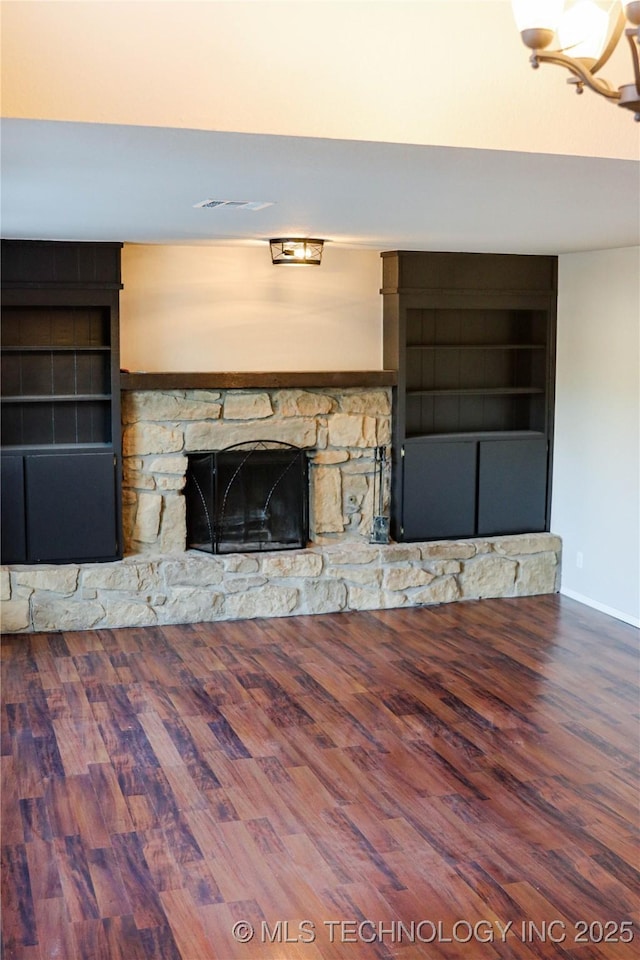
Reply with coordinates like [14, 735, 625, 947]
[553, 247, 640, 626]
[120, 244, 382, 372]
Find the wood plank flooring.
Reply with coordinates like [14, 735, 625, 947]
[1, 595, 638, 959]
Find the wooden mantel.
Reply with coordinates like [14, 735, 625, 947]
[120, 371, 397, 390]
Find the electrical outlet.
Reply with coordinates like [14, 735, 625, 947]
[576, 551, 584, 569]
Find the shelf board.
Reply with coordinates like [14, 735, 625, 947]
[406, 387, 545, 397]
[405, 430, 547, 442]
[1, 442, 114, 452]
[1, 345, 110, 353]
[121, 370, 398, 390]
[1, 394, 111, 403]
[406, 343, 545, 351]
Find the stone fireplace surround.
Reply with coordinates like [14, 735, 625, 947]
[0, 383, 561, 633]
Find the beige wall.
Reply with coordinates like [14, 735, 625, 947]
[553, 246, 640, 625]
[2, 0, 636, 161]
[120, 244, 382, 372]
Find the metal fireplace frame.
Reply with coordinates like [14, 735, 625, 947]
[185, 440, 311, 555]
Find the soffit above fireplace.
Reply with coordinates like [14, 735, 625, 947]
[120, 371, 397, 390]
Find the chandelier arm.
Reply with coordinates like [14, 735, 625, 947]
[627, 30, 640, 91]
[534, 50, 621, 100]
[590, 9, 626, 74]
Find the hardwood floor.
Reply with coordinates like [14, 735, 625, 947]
[1, 595, 638, 959]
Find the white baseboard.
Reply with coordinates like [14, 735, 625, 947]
[560, 588, 640, 629]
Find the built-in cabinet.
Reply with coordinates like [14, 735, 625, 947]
[382, 251, 557, 542]
[1, 240, 123, 563]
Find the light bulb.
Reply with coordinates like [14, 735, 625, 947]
[557, 0, 610, 60]
[511, 0, 565, 33]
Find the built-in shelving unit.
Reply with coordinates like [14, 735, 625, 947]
[1, 304, 114, 449]
[1, 241, 123, 564]
[382, 251, 557, 542]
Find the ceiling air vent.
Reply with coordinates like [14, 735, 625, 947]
[193, 199, 274, 211]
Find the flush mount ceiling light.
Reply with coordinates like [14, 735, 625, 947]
[269, 238, 325, 265]
[512, 0, 640, 118]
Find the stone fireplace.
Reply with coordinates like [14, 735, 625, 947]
[0, 383, 561, 633]
[121, 386, 392, 553]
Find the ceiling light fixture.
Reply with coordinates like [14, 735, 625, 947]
[269, 238, 325, 266]
[512, 0, 640, 119]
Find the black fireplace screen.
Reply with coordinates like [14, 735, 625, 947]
[185, 441, 310, 554]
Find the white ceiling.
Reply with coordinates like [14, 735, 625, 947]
[2, 117, 639, 255]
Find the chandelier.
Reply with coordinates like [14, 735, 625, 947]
[512, 1, 640, 119]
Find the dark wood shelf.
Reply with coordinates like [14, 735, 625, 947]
[120, 370, 398, 390]
[2, 442, 114, 452]
[1, 345, 110, 353]
[406, 387, 545, 397]
[405, 430, 547, 442]
[2, 394, 111, 403]
[406, 343, 545, 351]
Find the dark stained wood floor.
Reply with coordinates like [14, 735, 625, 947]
[1, 595, 639, 960]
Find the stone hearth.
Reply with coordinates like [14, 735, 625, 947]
[1, 535, 561, 633]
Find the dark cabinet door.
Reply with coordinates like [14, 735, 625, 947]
[402, 440, 477, 541]
[25, 452, 118, 562]
[1, 455, 26, 563]
[477, 436, 548, 536]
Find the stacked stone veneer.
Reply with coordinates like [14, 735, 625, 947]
[2, 534, 561, 634]
[121, 387, 393, 552]
[0, 387, 562, 633]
